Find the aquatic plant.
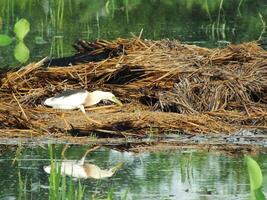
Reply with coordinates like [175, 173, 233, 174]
[0, 18, 30, 63]
[0, 0, 266, 65]
[0, 34, 12, 46]
[18, 170, 28, 200]
[14, 145, 29, 200]
[91, 188, 128, 200]
[245, 156, 266, 200]
[49, 0, 65, 30]
[47, 144, 85, 200]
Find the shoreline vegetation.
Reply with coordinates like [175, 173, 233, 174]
[0, 37, 266, 149]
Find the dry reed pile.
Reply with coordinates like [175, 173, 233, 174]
[0, 38, 266, 138]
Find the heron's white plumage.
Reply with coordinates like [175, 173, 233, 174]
[44, 90, 89, 110]
[43, 89, 122, 113]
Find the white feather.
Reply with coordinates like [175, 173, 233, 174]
[44, 90, 89, 109]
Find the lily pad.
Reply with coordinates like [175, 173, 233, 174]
[14, 41, 30, 63]
[0, 34, 12, 46]
[14, 18, 30, 41]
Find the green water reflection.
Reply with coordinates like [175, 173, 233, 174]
[0, 145, 266, 199]
[0, 0, 267, 66]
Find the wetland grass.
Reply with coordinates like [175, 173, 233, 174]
[1, 0, 267, 67]
[47, 145, 127, 200]
[48, 145, 85, 200]
[16, 145, 29, 200]
[18, 170, 28, 200]
[13, 144, 126, 200]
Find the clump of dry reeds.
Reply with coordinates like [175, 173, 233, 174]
[0, 38, 266, 138]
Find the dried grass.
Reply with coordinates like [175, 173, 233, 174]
[0, 38, 266, 137]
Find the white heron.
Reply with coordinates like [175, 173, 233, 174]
[44, 89, 122, 113]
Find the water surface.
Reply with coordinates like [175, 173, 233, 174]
[0, 145, 266, 200]
[0, 0, 267, 66]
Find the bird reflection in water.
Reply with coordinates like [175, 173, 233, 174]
[43, 146, 123, 179]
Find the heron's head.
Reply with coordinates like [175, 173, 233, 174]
[90, 91, 122, 106]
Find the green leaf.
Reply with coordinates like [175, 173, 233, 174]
[14, 18, 30, 41]
[245, 156, 266, 200]
[246, 156, 263, 190]
[0, 34, 12, 46]
[254, 188, 266, 200]
[14, 41, 30, 63]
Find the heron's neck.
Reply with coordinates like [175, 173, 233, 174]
[84, 92, 101, 107]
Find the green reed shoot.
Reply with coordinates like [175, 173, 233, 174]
[47, 144, 85, 200]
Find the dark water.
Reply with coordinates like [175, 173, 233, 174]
[0, 146, 266, 200]
[0, 0, 267, 66]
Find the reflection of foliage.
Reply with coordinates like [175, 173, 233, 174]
[124, 151, 253, 199]
[1, 146, 267, 199]
[0, 16, 2, 30]
[0, 0, 266, 66]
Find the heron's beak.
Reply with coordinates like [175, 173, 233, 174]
[111, 96, 123, 106]
[111, 162, 124, 173]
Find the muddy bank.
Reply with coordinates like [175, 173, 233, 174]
[0, 38, 266, 141]
[0, 130, 266, 154]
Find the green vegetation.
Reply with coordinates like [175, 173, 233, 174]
[14, 144, 127, 200]
[3, 145, 267, 199]
[92, 188, 128, 200]
[0, 18, 30, 63]
[16, 145, 29, 200]
[0, 34, 12, 46]
[48, 144, 85, 200]
[0, 0, 266, 67]
[245, 156, 266, 200]
[18, 170, 28, 200]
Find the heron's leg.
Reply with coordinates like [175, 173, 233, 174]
[78, 105, 102, 125]
[78, 105, 86, 114]
[79, 146, 101, 165]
